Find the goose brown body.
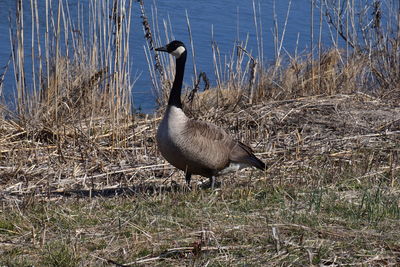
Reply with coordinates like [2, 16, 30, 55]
[155, 40, 266, 187]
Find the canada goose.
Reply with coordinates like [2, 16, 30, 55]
[155, 40, 266, 188]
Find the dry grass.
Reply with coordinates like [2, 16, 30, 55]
[9, 0, 133, 145]
[1, 94, 399, 266]
[1, 93, 399, 194]
[1, 0, 400, 266]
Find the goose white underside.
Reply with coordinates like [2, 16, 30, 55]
[217, 162, 248, 175]
[196, 162, 248, 188]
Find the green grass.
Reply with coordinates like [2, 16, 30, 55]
[41, 241, 80, 267]
[1, 172, 400, 266]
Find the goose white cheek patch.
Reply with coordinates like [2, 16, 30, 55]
[171, 46, 186, 58]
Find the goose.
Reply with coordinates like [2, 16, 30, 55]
[155, 40, 266, 188]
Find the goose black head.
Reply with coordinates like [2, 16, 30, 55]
[155, 40, 186, 58]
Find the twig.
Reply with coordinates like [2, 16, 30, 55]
[124, 245, 253, 265]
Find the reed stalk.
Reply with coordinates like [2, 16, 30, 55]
[142, 0, 398, 110]
[8, 0, 133, 146]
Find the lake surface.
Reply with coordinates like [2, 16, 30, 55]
[0, 0, 392, 113]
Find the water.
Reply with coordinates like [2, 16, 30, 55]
[0, 0, 394, 113]
[131, 0, 330, 112]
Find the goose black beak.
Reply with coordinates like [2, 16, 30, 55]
[155, 46, 168, 52]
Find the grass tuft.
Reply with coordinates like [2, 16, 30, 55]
[41, 241, 80, 267]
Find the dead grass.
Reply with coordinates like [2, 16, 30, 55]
[1, 94, 399, 266]
[1, 177, 400, 266]
[1, 94, 398, 195]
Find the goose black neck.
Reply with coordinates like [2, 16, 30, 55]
[168, 51, 187, 109]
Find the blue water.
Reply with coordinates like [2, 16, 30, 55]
[131, 0, 329, 112]
[0, 0, 395, 113]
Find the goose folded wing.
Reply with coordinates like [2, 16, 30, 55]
[181, 119, 234, 168]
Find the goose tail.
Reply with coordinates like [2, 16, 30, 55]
[248, 154, 267, 171]
[230, 141, 267, 171]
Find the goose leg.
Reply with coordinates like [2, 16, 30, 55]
[185, 172, 192, 187]
[210, 176, 216, 189]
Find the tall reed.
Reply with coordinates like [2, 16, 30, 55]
[142, 0, 399, 109]
[9, 0, 133, 143]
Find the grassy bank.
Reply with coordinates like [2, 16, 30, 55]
[2, 175, 400, 266]
[1, 0, 400, 266]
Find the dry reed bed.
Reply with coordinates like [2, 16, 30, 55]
[1, 93, 399, 266]
[0, 93, 399, 201]
[2, 0, 397, 200]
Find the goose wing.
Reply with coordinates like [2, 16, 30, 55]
[181, 119, 234, 170]
[182, 119, 266, 172]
